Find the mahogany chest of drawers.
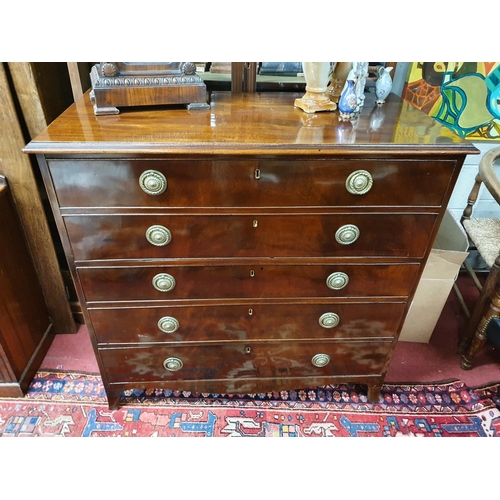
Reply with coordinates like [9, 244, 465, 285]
[25, 91, 477, 409]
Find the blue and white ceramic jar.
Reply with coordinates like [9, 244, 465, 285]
[338, 79, 357, 120]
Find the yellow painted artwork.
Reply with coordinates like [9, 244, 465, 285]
[402, 62, 500, 141]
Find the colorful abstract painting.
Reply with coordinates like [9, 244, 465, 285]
[402, 62, 500, 141]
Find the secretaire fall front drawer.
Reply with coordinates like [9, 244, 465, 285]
[47, 158, 456, 208]
[64, 213, 438, 261]
[77, 263, 419, 302]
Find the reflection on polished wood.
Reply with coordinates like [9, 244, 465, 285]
[47, 158, 457, 208]
[77, 263, 419, 302]
[24, 91, 475, 156]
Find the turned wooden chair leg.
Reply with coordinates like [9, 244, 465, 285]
[461, 289, 500, 370]
[457, 171, 484, 352]
[460, 172, 482, 225]
[459, 262, 500, 353]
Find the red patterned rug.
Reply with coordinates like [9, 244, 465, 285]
[1, 370, 499, 437]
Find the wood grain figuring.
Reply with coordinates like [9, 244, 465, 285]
[0, 64, 76, 334]
[8, 63, 74, 135]
[7, 63, 47, 138]
[89, 302, 406, 344]
[64, 213, 438, 260]
[24, 92, 476, 156]
[67, 62, 91, 102]
[48, 158, 457, 209]
[99, 341, 393, 384]
[25, 91, 479, 409]
[78, 263, 419, 302]
[0, 176, 54, 396]
[67, 62, 85, 101]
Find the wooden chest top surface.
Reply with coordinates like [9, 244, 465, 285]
[24, 91, 478, 156]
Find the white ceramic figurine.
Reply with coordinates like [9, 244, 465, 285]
[344, 62, 369, 113]
[375, 66, 393, 105]
[353, 62, 369, 111]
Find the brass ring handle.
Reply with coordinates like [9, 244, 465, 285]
[146, 225, 172, 246]
[163, 357, 183, 371]
[158, 316, 180, 333]
[335, 224, 360, 245]
[139, 170, 167, 195]
[152, 273, 176, 292]
[311, 353, 331, 367]
[319, 312, 340, 328]
[345, 170, 373, 195]
[326, 272, 349, 290]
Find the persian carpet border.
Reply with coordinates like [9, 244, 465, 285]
[0, 370, 499, 436]
[21, 369, 500, 413]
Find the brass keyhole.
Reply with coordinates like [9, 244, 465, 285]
[245, 347, 252, 354]
[254, 168, 261, 179]
[253, 220, 258, 228]
[248, 308, 253, 316]
[250, 270, 255, 277]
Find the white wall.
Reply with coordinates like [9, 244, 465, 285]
[448, 142, 500, 221]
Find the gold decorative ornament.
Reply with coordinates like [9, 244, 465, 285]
[335, 224, 360, 245]
[158, 316, 180, 333]
[139, 170, 167, 195]
[319, 312, 340, 328]
[146, 225, 172, 246]
[163, 357, 183, 371]
[311, 353, 331, 367]
[346, 170, 373, 195]
[326, 272, 349, 290]
[152, 273, 176, 292]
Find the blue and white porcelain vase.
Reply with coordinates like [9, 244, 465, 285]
[338, 79, 357, 120]
[375, 66, 393, 105]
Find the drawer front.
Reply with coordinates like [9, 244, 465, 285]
[65, 213, 438, 260]
[78, 263, 419, 302]
[48, 159, 455, 208]
[89, 302, 406, 344]
[99, 341, 392, 383]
